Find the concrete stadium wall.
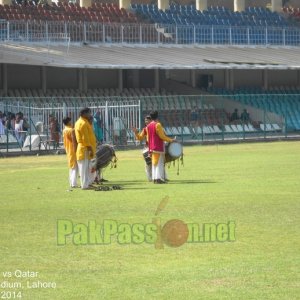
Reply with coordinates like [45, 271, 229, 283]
[268, 70, 299, 86]
[233, 70, 263, 87]
[1, 64, 299, 93]
[232, 69, 299, 88]
[88, 69, 118, 88]
[166, 68, 299, 90]
[283, 0, 300, 8]
[167, 69, 191, 85]
[196, 70, 225, 88]
[122, 69, 156, 89]
[165, 69, 267, 89]
[7, 64, 41, 89]
[140, 69, 155, 88]
[46, 67, 78, 89]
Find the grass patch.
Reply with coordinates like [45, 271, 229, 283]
[0, 142, 299, 299]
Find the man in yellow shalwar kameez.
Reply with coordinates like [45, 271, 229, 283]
[63, 117, 78, 188]
[74, 108, 94, 190]
[147, 111, 175, 184]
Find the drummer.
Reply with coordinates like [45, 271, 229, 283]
[133, 115, 152, 181]
[147, 111, 175, 184]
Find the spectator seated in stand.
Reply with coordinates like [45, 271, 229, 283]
[240, 109, 250, 123]
[230, 108, 239, 123]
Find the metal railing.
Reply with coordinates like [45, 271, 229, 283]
[0, 98, 141, 152]
[0, 20, 300, 46]
[1, 94, 300, 153]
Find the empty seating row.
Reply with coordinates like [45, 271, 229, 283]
[259, 123, 282, 131]
[157, 108, 232, 129]
[131, 4, 292, 27]
[141, 96, 216, 112]
[3, 89, 219, 113]
[3, 88, 171, 98]
[163, 122, 280, 136]
[0, 2, 138, 23]
[2, 3, 293, 27]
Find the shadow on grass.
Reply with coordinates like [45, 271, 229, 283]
[111, 180, 148, 184]
[122, 187, 151, 190]
[104, 181, 150, 186]
[105, 180, 217, 186]
[168, 179, 217, 184]
[97, 182, 152, 190]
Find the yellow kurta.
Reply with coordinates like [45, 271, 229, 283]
[135, 127, 148, 142]
[63, 125, 77, 169]
[74, 117, 94, 161]
[155, 123, 173, 143]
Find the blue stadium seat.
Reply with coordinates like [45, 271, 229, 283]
[131, 4, 296, 28]
[212, 87, 300, 131]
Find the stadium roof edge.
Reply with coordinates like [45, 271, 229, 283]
[1, 43, 300, 70]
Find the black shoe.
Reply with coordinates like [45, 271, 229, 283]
[156, 179, 166, 184]
[100, 178, 109, 182]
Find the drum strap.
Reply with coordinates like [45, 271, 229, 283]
[180, 153, 184, 167]
[177, 154, 184, 175]
[111, 155, 117, 169]
[166, 153, 184, 175]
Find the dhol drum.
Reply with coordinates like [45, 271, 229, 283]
[142, 148, 152, 166]
[165, 142, 183, 163]
[95, 144, 117, 170]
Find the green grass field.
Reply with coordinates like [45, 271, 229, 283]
[0, 142, 299, 300]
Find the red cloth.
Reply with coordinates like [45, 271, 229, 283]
[147, 121, 164, 152]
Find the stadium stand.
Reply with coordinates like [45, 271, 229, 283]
[5, 87, 171, 98]
[283, 7, 300, 24]
[0, 1, 138, 23]
[212, 87, 300, 130]
[1, 1, 300, 147]
[0, 2, 297, 27]
[2, 87, 264, 138]
[128, 4, 300, 44]
[0, 2, 299, 45]
[131, 4, 290, 27]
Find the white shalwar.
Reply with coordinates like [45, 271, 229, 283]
[77, 151, 90, 189]
[69, 166, 78, 188]
[152, 152, 165, 181]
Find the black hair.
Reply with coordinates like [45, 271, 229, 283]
[63, 117, 71, 125]
[80, 107, 91, 116]
[145, 115, 151, 120]
[149, 111, 158, 120]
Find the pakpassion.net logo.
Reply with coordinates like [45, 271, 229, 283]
[57, 197, 236, 248]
